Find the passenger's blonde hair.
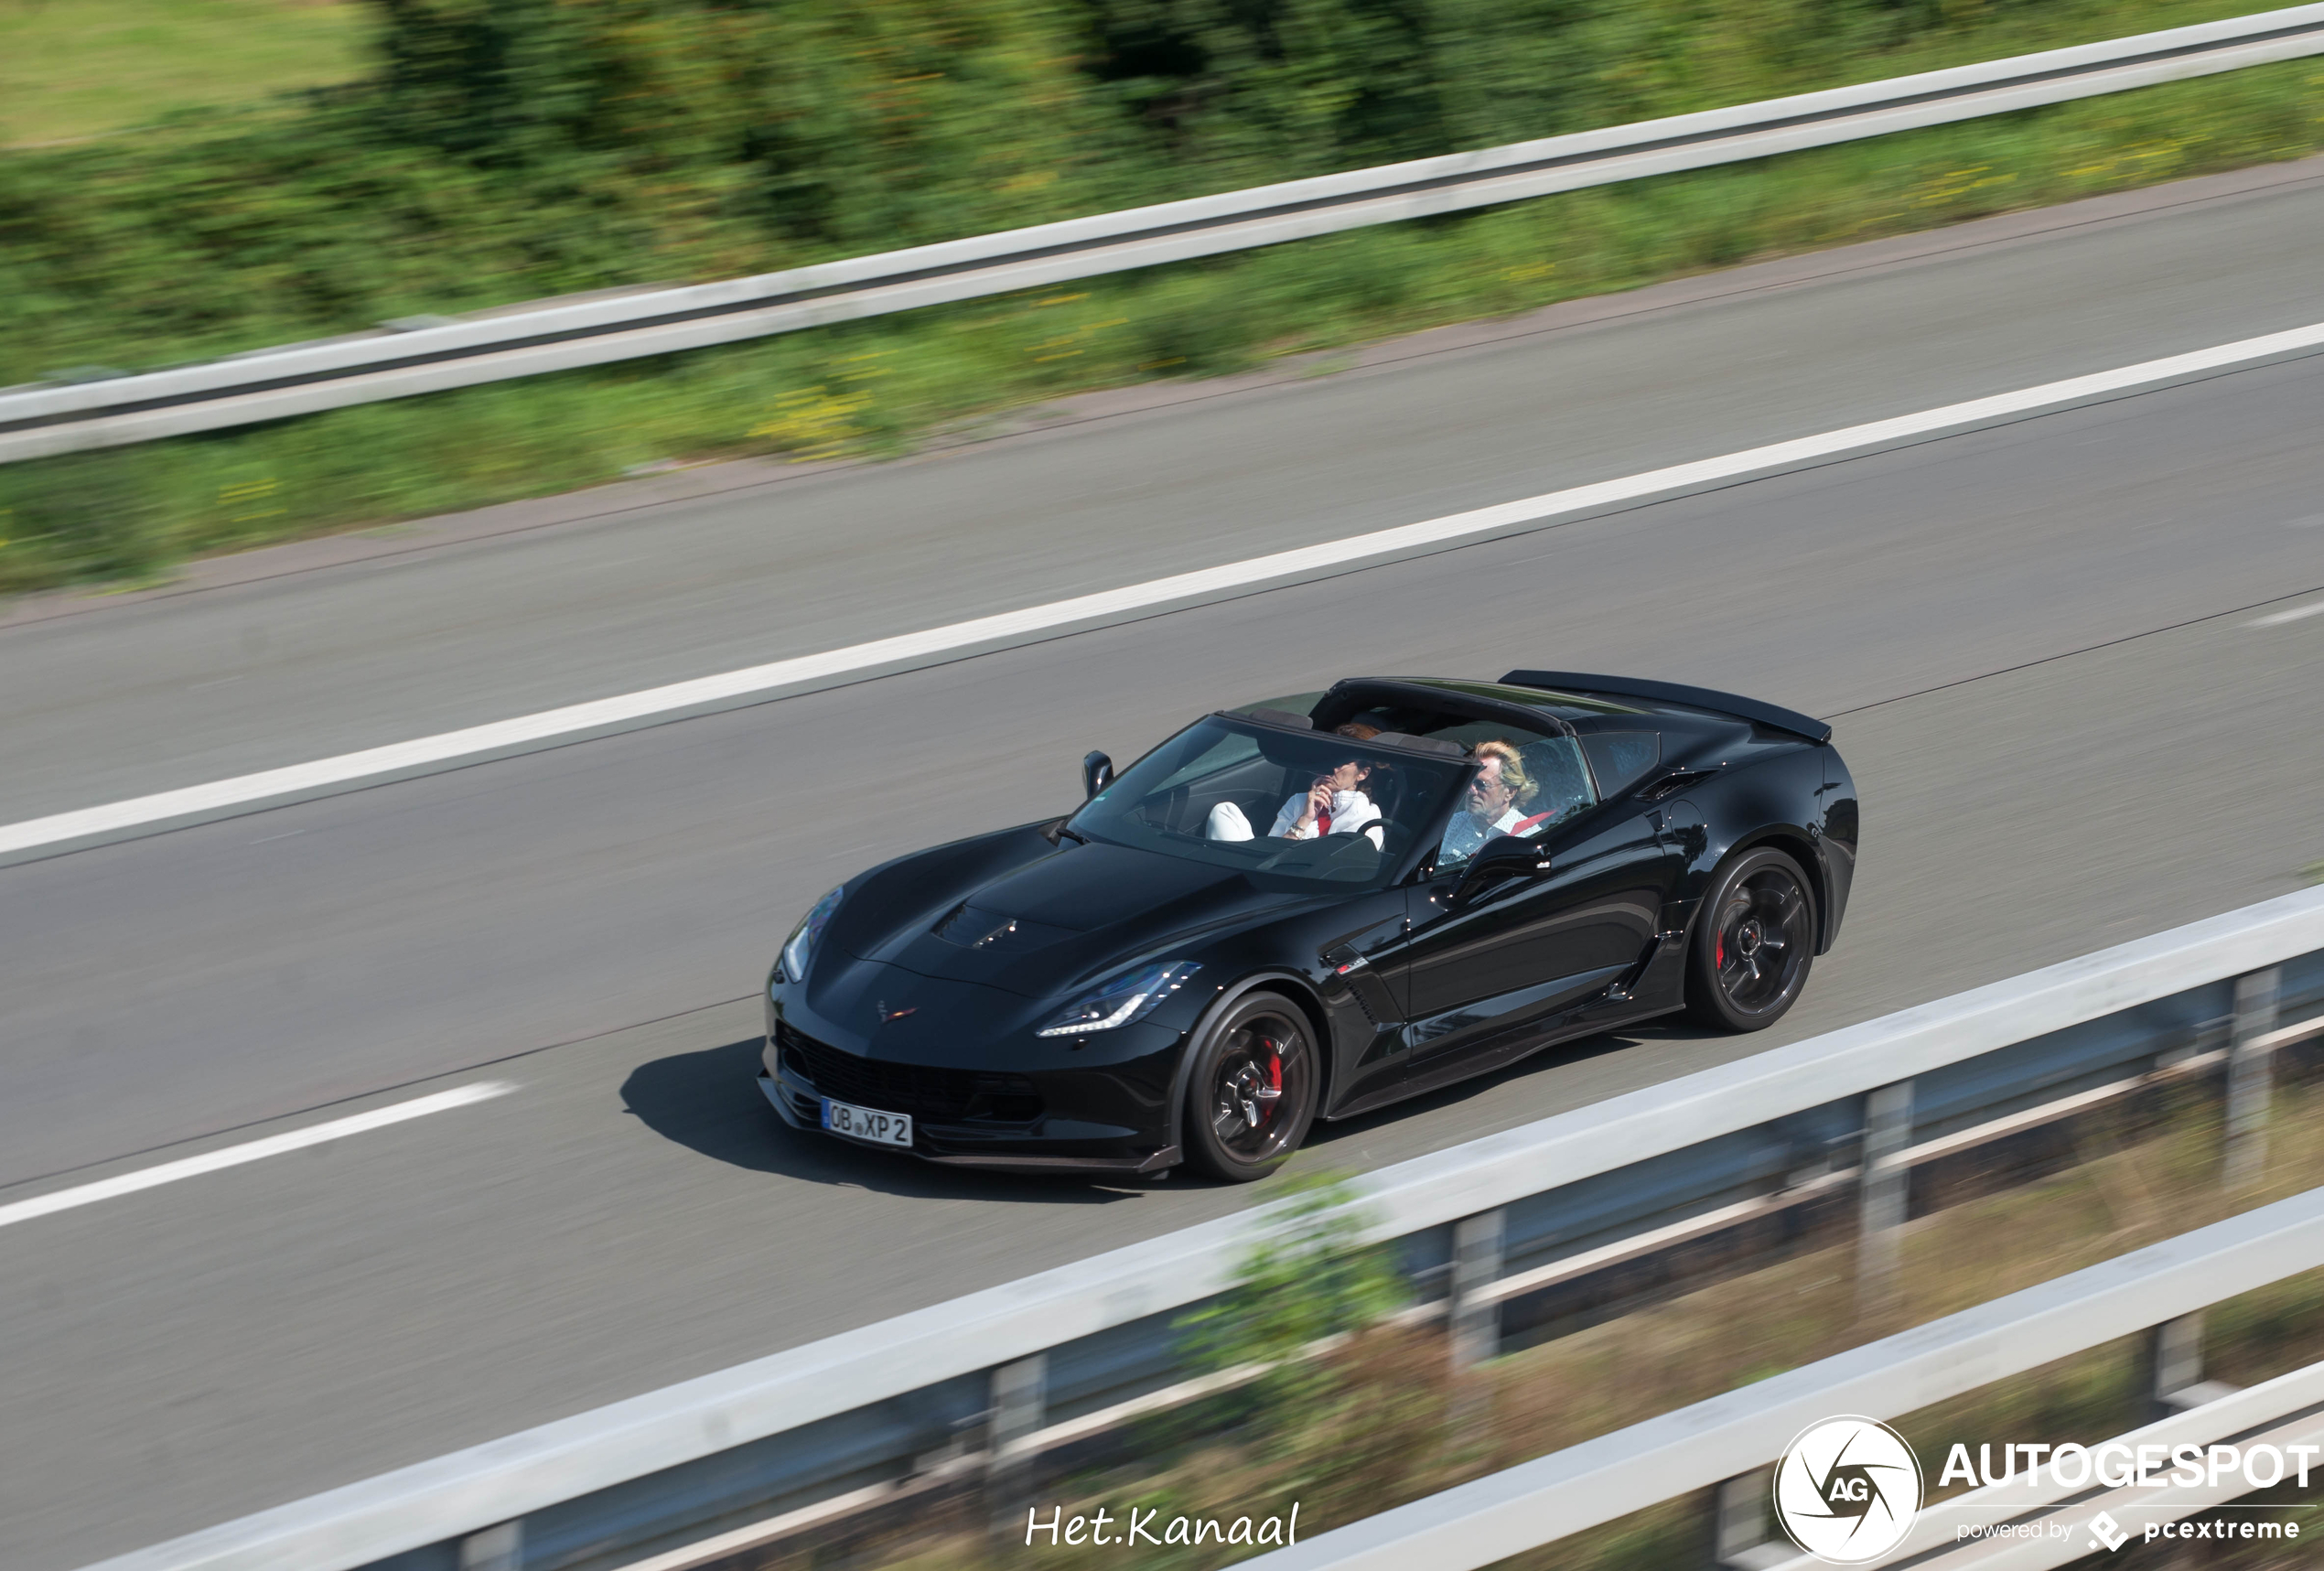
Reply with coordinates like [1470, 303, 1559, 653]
[1472, 739, 1535, 808]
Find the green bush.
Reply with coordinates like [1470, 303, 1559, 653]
[1178, 1170, 1406, 1447]
[0, 0, 1138, 384]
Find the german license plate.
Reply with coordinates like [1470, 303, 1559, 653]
[822, 1097, 911, 1147]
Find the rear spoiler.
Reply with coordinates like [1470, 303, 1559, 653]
[1499, 670, 1833, 744]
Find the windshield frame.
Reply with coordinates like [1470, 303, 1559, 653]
[1064, 713, 1476, 892]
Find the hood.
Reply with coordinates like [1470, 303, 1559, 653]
[845, 834, 1306, 999]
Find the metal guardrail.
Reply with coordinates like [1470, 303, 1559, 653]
[81, 884, 2324, 1571]
[8, 4, 2324, 464]
[1250, 1185, 2324, 1571]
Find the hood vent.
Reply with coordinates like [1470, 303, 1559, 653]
[932, 903, 1074, 952]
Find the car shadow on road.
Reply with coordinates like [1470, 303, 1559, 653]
[619, 1036, 1141, 1205]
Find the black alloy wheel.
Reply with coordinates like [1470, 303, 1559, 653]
[1183, 993, 1319, 1182]
[1684, 847, 1816, 1031]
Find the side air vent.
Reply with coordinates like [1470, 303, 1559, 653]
[1641, 769, 1715, 801]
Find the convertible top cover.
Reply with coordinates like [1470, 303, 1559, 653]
[1499, 670, 1833, 743]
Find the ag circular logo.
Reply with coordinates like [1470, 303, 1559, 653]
[1772, 1416, 1923, 1564]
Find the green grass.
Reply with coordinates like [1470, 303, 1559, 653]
[1, 0, 2290, 383]
[7, 51, 2320, 599]
[0, 0, 369, 147]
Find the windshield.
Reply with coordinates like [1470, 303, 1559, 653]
[1067, 716, 1471, 890]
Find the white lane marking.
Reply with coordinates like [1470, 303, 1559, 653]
[4, 318, 2322, 863]
[2249, 600, 2324, 627]
[0, 1081, 512, 1230]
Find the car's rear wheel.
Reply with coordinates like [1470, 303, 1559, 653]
[1183, 992, 1318, 1182]
[1685, 847, 1816, 1031]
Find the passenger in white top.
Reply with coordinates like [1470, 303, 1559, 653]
[1206, 723, 1387, 849]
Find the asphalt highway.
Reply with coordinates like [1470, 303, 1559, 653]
[3, 163, 2323, 1567]
[6, 157, 2324, 828]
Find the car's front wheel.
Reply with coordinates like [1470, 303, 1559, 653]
[1183, 992, 1318, 1182]
[1684, 846, 1816, 1031]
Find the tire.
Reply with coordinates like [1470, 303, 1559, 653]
[1684, 846, 1817, 1032]
[1182, 992, 1320, 1182]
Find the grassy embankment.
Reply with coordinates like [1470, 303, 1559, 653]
[2, 0, 2319, 595]
[812, 1073, 2324, 1571]
[0, 0, 368, 148]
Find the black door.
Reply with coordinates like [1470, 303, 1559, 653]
[1397, 805, 1679, 1077]
[1313, 894, 1416, 1114]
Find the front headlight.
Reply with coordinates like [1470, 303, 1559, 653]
[1035, 962, 1201, 1038]
[779, 886, 845, 984]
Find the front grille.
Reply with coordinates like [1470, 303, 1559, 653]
[780, 1022, 1042, 1123]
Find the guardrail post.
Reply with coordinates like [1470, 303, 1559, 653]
[1449, 1209, 1506, 1372]
[2225, 966, 2280, 1188]
[458, 1522, 521, 1571]
[1857, 1080, 1912, 1317]
[2148, 1309, 2240, 1416]
[1711, 1467, 1790, 1569]
[987, 1352, 1047, 1536]
[2152, 1310, 2204, 1413]
[990, 1351, 1046, 1462]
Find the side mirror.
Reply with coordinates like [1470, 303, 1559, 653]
[1081, 750, 1114, 801]
[1452, 835, 1553, 906]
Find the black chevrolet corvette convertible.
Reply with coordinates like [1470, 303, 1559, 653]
[760, 673, 1858, 1181]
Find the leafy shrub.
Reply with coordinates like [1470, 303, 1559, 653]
[1178, 1171, 1407, 1449]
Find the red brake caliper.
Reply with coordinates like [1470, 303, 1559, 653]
[1264, 1051, 1282, 1123]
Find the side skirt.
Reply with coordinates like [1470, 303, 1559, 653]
[1318, 931, 1689, 1123]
